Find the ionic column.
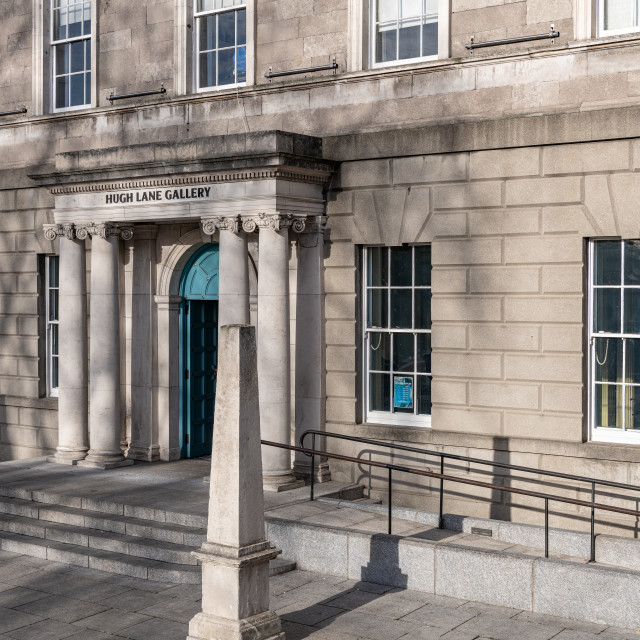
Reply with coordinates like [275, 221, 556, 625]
[129, 225, 158, 461]
[201, 216, 250, 326]
[245, 213, 305, 492]
[44, 224, 88, 465]
[294, 216, 330, 482]
[78, 223, 134, 469]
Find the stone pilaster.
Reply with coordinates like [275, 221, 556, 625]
[44, 224, 89, 465]
[78, 223, 134, 470]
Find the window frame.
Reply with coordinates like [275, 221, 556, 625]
[362, 245, 432, 428]
[588, 239, 640, 444]
[193, 0, 248, 93]
[45, 255, 60, 398]
[368, 0, 450, 70]
[597, 0, 640, 37]
[49, 0, 94, 113]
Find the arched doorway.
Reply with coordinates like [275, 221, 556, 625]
[179, 243, 219, 458]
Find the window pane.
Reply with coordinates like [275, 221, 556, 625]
[624, 289, 640, 334]
[85, 72, 91, 104]
[393, 333, 414, 372]
[54, 7, 67, 40]
[56, 44, 69, 75]
[415, 289, 431, 329]
[593, 288, 621, 333]
[236, 46, 246, 82]
[401, 0, 421, 17]
[627, 339, 640, 384]
[594, 337, 622, 383]
[367, 247, 388, 286]
[604, 0, 638, 30]
[51, 324, 59, 356]
[398, 18, 420, 59]
[367, 289, 388, 328]
[49, 290, 59, 323]
[378, 0, 398, 22]
[49, 256, 59, 287]
[594, 241, 621, 285]
[369, 332, 391, 371]
[414, 245, 431, 286]
[594, 384, 623, 428]
[51, 356, 59, 389]
[85, 39, 91, 70]
[199, 52, 216, 88]
[237, 8, 246, 45]
[200, 15, 216, 51]
[376, 25, 397, 63]
[390, 246, 412, 286]
[83, 2, 91, 35]
[417, 332, 431, 373]
[218, 48, 236, 85]
[370, 373, 390, 412]
[70, 40, 85, 73]
[417, 375, 431, 415]
[422, 19, 438, 56]
[218, 10, 236, 48]
[70, 73, 85, 106]
[198, 0, 215, 10]
[390, 289, 412, 328]
[55, 76, 69, 109]
[68, 3, 82, 37]
[625, 241, 640, 285]
[626, 387, 640, 430]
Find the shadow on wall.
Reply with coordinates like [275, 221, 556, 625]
[491, 436, 511, 522]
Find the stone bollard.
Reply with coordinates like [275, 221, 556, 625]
[187, 325, 284, 640]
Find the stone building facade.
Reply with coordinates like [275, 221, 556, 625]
[2, 0, 640, 533]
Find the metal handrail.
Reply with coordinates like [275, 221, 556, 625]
[261, 439, 640, 561]
[265, 58, 338, 80]
[0, 107, 27, 117]
[299, 429, 640, 562]
[109, 85, 166, 104]
[466, 27, 559, 50]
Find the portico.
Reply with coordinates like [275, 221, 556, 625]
[38, 131, 335, 489]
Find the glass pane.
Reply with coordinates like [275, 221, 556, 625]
[393, 333, 414, 372]
[51, 324, 59, 356]
[626, 387, 640, 430]
[625, 241, 640, 285]
[393, 374, 414, 412]
[422, 19, 438, 56]
[594, 384, 623, 429]
[68, 3, 82, 37]
[218, 10, 236, 48]
[367, 289, 388, 328]
[593, 241, 621, 285]
[417, 332, 431, 373]
[400, 0, 421, 17]
[627, 339, 640, 384]
[417, 375, 431, 415]
[415, 245, 431, 286]
[200, 15, 216, 51]
[369, 332, 390, 371]
[85, 72, 90, 103]
[624, 289, 640, 333]
[605, 0, 638, 30]
[55, 75, 69, 109]
[55, 44, 69, 75]
[378, 0, 398, 22]
[54, 7, 67, 40]
[370, 373, 390, 412]
[415, 289, 431, 329]
[593, 288, 621, 333]
[237, 8, 246, 45]
[218, 48, 236, 85]
[70, 73, 85, 106]
[51, 356, 59, 389]
[376, 25, 397, 63]
[391, 289, 412, 328]
[85, 39, 91, 70]
[198, 0, 214, 10]
[199, 52, 216, 88]
[594, 337, 622, 383]
[367, 247, 388, 286]
[390, 246, 412, 286]
[49, 290, 59, 322]
[70, 40, 85, 73]
[49, 256, 59, 287]
[398, 18, 420, 59]
[83, 3, 91, 35]
[236, 46, 246, 82]
[424, 0, 438, 15]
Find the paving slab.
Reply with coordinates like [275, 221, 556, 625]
[3, 618, 82, 640]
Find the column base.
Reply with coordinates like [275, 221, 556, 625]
[262, 473, 305, 493]
[160, 446, 182, 462]
[293, 460, 331, 483]
[77, 455, 134, 470]
[127, 445, 160, 462]
[46, 449, 88, 466]
[187, 610, 284, 640]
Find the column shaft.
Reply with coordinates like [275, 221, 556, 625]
[218, 228, 250, 326]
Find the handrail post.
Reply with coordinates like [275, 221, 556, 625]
[590, 482, 596, 562]
[545, 498, 549, 558]
[388, 468, 392, 535]
[310, 433, 316, 502]
[439, 458, 444, 529]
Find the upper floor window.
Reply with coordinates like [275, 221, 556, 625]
[599, 0, 640, 36]
[364, 246, 432, 427]
[589, 240, 640, 443]
[371, 0, 439, 67]
[195, 0, 246, 90]
[51, 0, 91, 110]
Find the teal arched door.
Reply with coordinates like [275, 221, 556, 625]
[179, 244, 219, 458]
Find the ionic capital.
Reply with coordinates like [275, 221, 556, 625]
[201, 216, 240, 236]
[77, 223, 134, 241]
[241, 213, 306, 234]
[43, 223, 76, 241]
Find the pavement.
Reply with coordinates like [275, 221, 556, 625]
[0, 549, 639, 640]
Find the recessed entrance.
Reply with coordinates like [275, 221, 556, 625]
[179, 244, 219, 458]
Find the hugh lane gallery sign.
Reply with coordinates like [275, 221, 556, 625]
[105, 186, 212, 205]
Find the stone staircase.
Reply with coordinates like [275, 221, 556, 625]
[0, 488, 295, 583]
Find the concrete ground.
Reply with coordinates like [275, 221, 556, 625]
[0, 550, 639, 640]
